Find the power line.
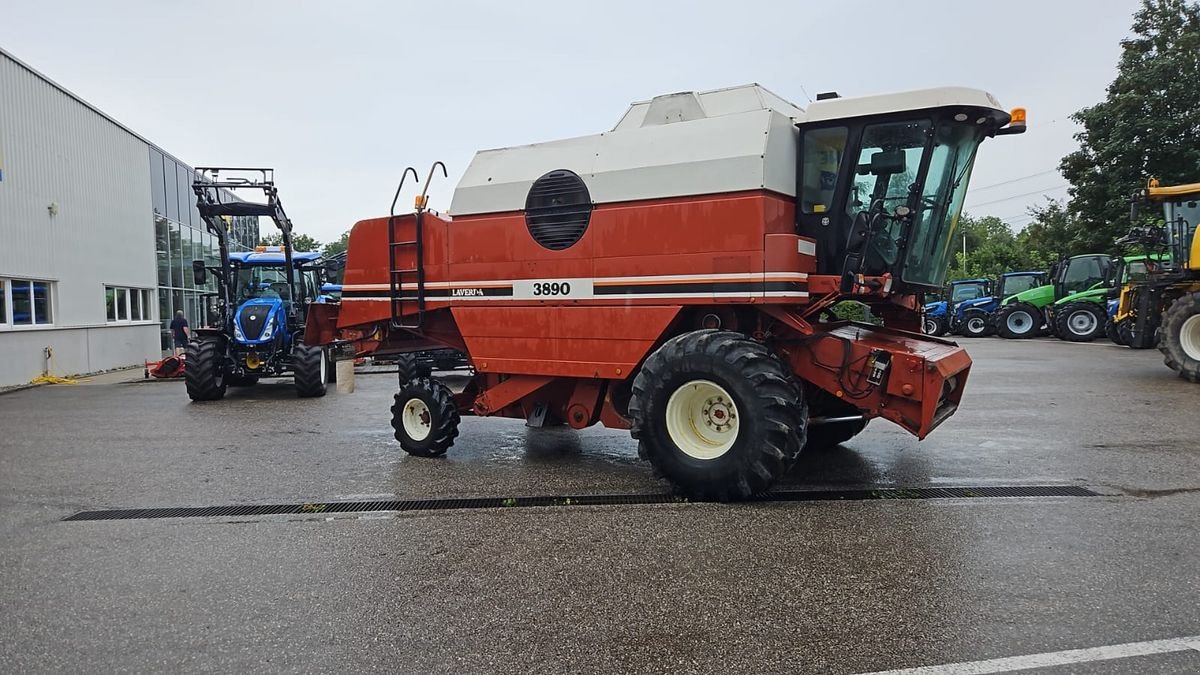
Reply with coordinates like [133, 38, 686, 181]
[965, 183, 1070, 209]
[970, 169, 1060, 192]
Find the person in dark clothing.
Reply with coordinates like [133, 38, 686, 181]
[170, 310, 190, 355]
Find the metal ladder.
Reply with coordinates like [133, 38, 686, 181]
[387, 162, 447, 329]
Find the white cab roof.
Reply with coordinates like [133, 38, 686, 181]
[450, 84, 1011, 217]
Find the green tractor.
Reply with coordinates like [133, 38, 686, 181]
[994, 254, 1158, 342]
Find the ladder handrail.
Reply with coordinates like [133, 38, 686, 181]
[388, 167, 420, 329]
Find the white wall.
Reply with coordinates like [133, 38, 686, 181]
[0, 51, 160, 385]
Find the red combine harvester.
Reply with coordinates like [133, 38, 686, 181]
[307, 84, 1026, 499]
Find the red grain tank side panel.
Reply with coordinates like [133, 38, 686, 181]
[450, 305, 682, 379]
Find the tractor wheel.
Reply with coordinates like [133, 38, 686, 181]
[995, 303, 1041, 339]
[1055, 302, 1106, 342]
[629, 330, 806, 500]
[226, 373, 260, 387]
[960, 309, 992, 338]
[292, 343, 328, 398]
[184, 338, 227, 401]
[391, 376, 460, 456]
[1159, 293, 1200, 382]
[397, 353, 432, 384]
[922, 315, 948, 336]
[1105, 317, 1129, 346]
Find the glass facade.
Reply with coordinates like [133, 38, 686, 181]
[149, 148, 259, 352]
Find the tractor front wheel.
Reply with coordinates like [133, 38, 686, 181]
[1160, 293, 1200, 382]
[292, 343, 328, 397]
[1105, 317, 1129, 346]
[923, 315, 948, 336]
[184, 337, 227, 401]
[995, 303, 1041, 339]
[629, 330, 807, 500]
[1055, 302, 1106, 342]
[391, 377, 461, 456]
[960, 309, 992, 338]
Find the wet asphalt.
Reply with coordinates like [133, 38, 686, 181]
[1, 337, 1199, 673]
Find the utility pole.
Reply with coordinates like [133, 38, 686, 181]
[962, 232, 968, 276]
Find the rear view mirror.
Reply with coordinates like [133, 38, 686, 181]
[192, 260, 207, 286]
[840, 253, 862, 293]
[867, 149, 906, 176]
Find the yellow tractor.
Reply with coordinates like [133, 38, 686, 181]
[1118, 179, 1200, 381]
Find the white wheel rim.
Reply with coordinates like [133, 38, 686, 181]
[1068, 310, 1097, 335]
[402, 397, 433, 442]
[1181, 314, 1200, 361]
[319, 350, 327, 382]
[1007, 311, 1032, 333]
[924, 319, 936, 334]
[967, 317, 985, 333]
[665, 379, 739, 460]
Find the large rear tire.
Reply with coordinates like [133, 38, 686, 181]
[629, 330, 806, 500]
[1160, 293, 1200, 382]
[292, 343, 328, 398]
[391, 376, 461, 456]
[995, 303, 1042, 339]
[184, 338, 227, 401]
[1055, 302, 1106, 342]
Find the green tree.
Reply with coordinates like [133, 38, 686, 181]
[322, 230, 350, 258]
[259, 232, 323, 252]
[1059, 0, 1200, 252]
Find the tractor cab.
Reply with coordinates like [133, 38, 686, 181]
[995, 271, 1047, 302]
[796, 91, 1025, 293]
[1129, 180, 1200, 271]
[922, 277, 992, 335]
[228, 248, 324, 348]
[1053, 254, 1112, 299]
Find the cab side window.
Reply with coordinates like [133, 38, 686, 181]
[800, 127, 848, 214]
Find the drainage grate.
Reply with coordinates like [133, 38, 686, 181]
[62, 484, 1100, 521]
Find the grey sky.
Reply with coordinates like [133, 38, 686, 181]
[1, 0, 1141, 243]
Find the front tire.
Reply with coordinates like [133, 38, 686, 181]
[1160, 293, 1200, 382]
[960, 309, 992, 338]
[923, 315, 948, 336]
[1055, 302, 1105, 342]
[629, 330, 806, 500]
[391, 377, 461, 456]
[996, 303, 1041, 339]
[184, 338, 227, 401]
[292, 343, 328, 397]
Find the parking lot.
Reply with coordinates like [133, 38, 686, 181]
[2, 337, 1199, 673]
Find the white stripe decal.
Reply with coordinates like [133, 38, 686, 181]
[341, 271, 808, 292]
[858, 634, 1200, 675]
[340, 291, 808, 302]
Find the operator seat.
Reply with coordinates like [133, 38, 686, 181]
[269, 283, 291, 300]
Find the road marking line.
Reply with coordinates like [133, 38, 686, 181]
[859, 635, 1200, 674]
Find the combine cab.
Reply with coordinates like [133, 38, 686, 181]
[309, 84, 1026, 498]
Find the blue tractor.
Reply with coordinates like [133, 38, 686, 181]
[953, 270, 1048, 337]
[922, 278, 991, 336]
[185, 168, 336, 400]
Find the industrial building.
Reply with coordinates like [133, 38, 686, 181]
[0, 47, 258, 387]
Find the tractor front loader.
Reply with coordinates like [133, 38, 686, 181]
[307, 85, 1026, 498]
[186, 168, 335, 401]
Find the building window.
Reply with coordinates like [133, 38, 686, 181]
[1, 278, 54, 328]
[105, 286, 154, 323]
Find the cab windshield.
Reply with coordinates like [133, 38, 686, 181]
[901, 123, 984, 286]
[1163, 198, 1199, 263]
[1001, 274, 1043, 297]
[951, 281, 988, 302]
[234, 266, 306, 304]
